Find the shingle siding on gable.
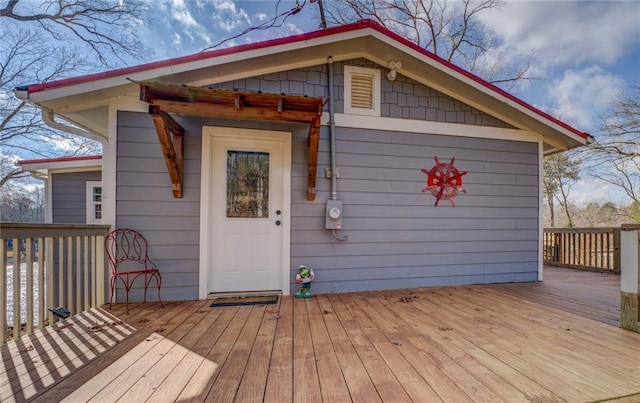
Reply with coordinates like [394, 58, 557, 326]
[209, 58, 511, 128]
[51, 171, 101, 223]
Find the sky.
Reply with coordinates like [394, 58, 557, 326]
[136, 0, 640, 206]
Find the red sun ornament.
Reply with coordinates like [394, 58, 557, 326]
[421, 156, 468, 206]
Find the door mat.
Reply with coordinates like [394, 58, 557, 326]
[210, 295, 278, 307]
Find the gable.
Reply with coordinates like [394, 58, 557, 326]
[207, 58, 512, 129]
[16, 20, 589, 153]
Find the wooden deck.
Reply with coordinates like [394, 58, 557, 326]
[3, 268, 640, 402]
[497, 266, 621, 326]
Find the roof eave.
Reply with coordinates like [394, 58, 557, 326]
[19, 20, 588, 149]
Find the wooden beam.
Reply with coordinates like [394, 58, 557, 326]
[140, 82, 325, 202]
[149, 105, 185, 198]
[150, 99, 319, 123]
[307, 118, 320, 201]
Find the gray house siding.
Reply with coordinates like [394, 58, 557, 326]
[116, 112, 308, 301]
[115, 61, 538, 300]
[290, 126, 538, 294]
[116, 112, 202, 302]
[51, 170, 101, 223]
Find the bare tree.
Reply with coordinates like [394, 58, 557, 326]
[0, 0, 151, 190]
[583, 84, 640, 215]
[543, 153, 581, 227]
[1, 0, 149, 67]
[321, 0, 535, 88]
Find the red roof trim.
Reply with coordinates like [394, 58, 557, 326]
[26, 19, 587, 140]
[18, 155, 102, 165]
[361, 22, 588, 140]
[26, 22, 370, 94]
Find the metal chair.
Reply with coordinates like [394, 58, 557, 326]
[105, 228, 163, 313]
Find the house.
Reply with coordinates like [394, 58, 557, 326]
[18, 155, 103, 224]
[14, 20, 590, 302]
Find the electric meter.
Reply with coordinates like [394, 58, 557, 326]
[328, 206, 341, 220]
[325, 200, 343, 229]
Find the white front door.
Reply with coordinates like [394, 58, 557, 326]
[200, 127, 291, 296]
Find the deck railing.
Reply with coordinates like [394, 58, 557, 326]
[0, 223, 110, 344]
[543, 227, 621, 273]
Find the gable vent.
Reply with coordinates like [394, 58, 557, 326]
[350, 73, 374, 109]
[344, 65, 381, 117]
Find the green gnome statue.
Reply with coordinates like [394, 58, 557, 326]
[295, 265, 315, 298]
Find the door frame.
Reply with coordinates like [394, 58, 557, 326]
[198, 126, 292, 299]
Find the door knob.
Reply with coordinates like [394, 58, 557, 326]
[275, 220, 281, 226]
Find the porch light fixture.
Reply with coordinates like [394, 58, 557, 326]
[387, 60, 402, 81]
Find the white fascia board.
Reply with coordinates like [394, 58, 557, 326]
[368, 31, 588, 146]
[20, 159, 101, 173]
[29, 29, 373, 105]
[326, 113, 539, 143]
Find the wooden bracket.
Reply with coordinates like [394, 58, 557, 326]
[149, 105, 185, 198]
[307, 117, 320, 201]
[140, 83, 325, 201]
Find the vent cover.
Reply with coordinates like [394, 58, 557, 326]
[344, 65, 381, 117]
[350, 73, 374, 109]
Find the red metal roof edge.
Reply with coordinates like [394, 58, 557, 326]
[26, 19, 588, 141]
[26, 22, 371, 94]
[18, 155, 102, 166]
[360, 21, 588, 140]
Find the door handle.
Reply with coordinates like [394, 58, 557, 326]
[275, 220, 281, 226]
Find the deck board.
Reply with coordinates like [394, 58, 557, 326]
[292, 298, 323, 402]
[306, 296, 351, 402]
[315, 294, 381, 403]
[3, 267, 640, 402]
[263, 296, 293, 403]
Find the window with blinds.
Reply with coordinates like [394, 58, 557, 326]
[344, 65, 380, 116]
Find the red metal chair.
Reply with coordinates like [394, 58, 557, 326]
[105, 228, 163, 313]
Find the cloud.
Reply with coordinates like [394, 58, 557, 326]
[210, 0, 251, 32]
[170, 0, 198, 28]
[480, 1, 640, 70]
[544, 66, 623, 130]
[570, 177, 627, 207]
[171, 32, 182, 47]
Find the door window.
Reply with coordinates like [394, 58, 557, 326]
[226, 150, 269, 218]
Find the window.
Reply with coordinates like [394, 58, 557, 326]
[86, 181, 102, 224]
[226, 150, 270, 218]
[344, 65, 381, 116]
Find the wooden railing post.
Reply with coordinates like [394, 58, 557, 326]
[13, 237, 21, 341]
[0, 241, 6, 343]
[620, 224, 640, 332]
[96, 235, 106, 306]
[613, 227, 622, 273]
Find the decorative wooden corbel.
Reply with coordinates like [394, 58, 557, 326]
[307, 117, 320, 201]
[149, 105, 185, 198]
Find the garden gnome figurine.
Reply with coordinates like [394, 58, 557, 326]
[295, 265, 315, 298]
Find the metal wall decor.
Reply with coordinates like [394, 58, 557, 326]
[421, 156, 468, 206]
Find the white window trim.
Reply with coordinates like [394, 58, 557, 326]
[86, 181, 103, 224]
[344, 65, 381, 117]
